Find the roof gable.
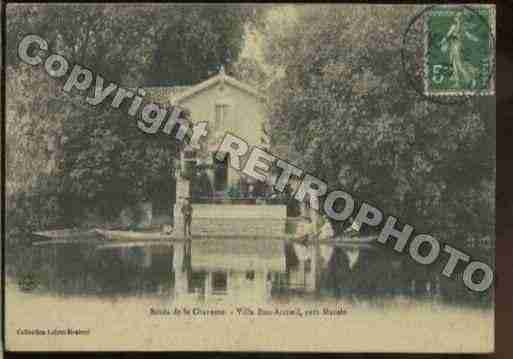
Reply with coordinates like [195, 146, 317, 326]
[175, 73, 265, 104]
[142, 70, 265, 106]
[142, 86, 191, 105]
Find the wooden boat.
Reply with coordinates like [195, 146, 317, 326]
[94, 229, 175, 241]
[291, 233, 377, 248]
[331, 235, 377, 244]
[32, 228, 100, 241]
[96, 241, 174, 249]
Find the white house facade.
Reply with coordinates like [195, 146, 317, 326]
[143, 67, 286, 237]
[145, 67, 270, 195]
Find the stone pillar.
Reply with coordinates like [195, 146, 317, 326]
[300, 201, 309, 218]
[310, 196, 319, 231]
[173, 165, 190, 231]
[311, 209, 319, 233]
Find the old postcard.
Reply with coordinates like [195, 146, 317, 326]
[4, 4, 495, 353]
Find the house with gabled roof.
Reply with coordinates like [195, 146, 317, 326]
[142, 67, 285, 237]
[144, 66, 270, 195]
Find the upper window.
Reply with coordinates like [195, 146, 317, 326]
[214, 103, 229, 133]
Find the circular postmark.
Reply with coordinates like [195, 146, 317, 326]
[401, 5, 495, 105]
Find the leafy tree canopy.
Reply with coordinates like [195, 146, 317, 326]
[6, 4, 266, 222]
[263, 5, 494, 241]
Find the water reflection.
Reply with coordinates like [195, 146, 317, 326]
[11, 238, 492, 306]
[171, 240, 283, 302]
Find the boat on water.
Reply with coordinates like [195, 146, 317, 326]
[292, 217, 376, 245]
[331, 235, 377, 244]
[292, 234, 377, 249]
[94, 229, 175, 241]
[32, 229, 100, 241]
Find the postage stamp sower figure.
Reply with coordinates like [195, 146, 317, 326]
[425, 6, 495, 96]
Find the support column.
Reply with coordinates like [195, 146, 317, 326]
[300, 201, 309, 218]
[173, 165, 190, 232]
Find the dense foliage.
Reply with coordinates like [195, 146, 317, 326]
[263, 5, 495, 241]
[6, 4, 264, 228]
[146, 5, 264, 85]
[6, 5, 495, 244]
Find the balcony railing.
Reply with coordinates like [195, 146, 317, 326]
[191, 195, 286, 205]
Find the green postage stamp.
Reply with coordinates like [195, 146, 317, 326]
[424, 6, 495, 96]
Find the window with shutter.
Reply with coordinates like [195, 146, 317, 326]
[214, 103, 229, 133]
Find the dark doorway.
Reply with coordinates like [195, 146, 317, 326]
[214, 154, 229, 192]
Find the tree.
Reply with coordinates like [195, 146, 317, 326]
[59, 104, 178, 222]
[145, 4, 265, 85]
[5, 64, 62, 194]
[6, 4, 162, 195]
[232, 57, 267, 89]
[263, 5, 495, 241]
[6, 4, 267, 225]
[7, 5, 152, 84]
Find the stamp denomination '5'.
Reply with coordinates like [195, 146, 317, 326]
[424, 6, 495, 96]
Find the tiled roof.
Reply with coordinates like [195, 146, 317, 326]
[142, 86, 191, 105]
[140, 72, 265, 106]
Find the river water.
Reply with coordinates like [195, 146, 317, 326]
[7, 237, 493, 305]
[5, 237, 494, 351]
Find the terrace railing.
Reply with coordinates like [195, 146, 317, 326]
[191, 195, 286, 205]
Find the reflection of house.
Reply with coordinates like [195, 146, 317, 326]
[288, 243, 334, 293]
[172, 240, 285, 301]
